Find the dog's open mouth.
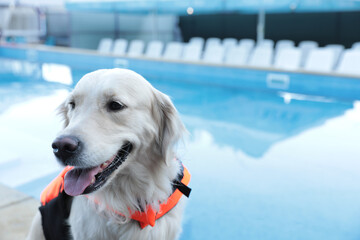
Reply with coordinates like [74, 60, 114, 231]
[64, 142, 133, 196]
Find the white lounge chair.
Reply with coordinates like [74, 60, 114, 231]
[299, 40, 319, 67]
[145, 40, 164, 58]
[325, 44, 344, 53]
[257, 39, 274, 48]
[189, 37, 204, 44]
[276, 40, 295, 51]
[274, 40, 295, 62]
[127, 40, 145, 57]
[275, 40, 294, 57]
[303, 48, 336, 73]
[113, 38, 128, 55]
[336, 49, 360, 76]
[324, 44, 344, 68]
[163, 42, 183, 60]
[273, 47, 301, 71]
[182, 43, 202, 62]
[202, 44, 225, 64]
[222, 38, 238, 51]
[248, 47, 273, 68]
[97, 38, 113, 54]
[204, 37, 221, 51]
[299, 40, 319, 48]
[189, 37, 205, 49]
[239, 38, 255, 51]
[351, 42, 360, 50]
[224, 46, 251, 66]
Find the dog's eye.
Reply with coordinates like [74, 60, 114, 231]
[107, 101, 125, 111]
[69, 101, 75, 109]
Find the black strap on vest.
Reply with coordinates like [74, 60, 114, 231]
[172, 179, 192, 197]
[39, 191, 73, 240]
[171, 163, 192, 198]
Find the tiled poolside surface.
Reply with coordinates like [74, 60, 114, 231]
[0, 183, 38, 240]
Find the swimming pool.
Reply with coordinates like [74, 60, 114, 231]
[1, 56, 360, 239]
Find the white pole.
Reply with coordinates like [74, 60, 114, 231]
[257, 7, 265, 44]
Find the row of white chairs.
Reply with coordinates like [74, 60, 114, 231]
[97, 38, 360, 76]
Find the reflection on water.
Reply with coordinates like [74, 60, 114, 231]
[0, 86, 67, 187]
[1, 68, 360, 240]
[180, 103, 360, 240]
[151, 79, 353, 158]
[150, 79, 360, 240]
[0, 59, 41, 80]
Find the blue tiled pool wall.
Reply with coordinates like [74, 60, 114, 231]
[0, 46, 360, 101]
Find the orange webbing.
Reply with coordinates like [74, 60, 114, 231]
[40, 166, 74, 205]
[86, 165, 191, 229]
[40, 164, 191, 229]
[130, 166, 191, 228]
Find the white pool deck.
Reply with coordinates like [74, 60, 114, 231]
[0, 183, 39, 240]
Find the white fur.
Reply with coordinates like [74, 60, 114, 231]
[26, 68, 187, 240]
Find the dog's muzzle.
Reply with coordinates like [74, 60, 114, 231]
[52, 140, 133, 196]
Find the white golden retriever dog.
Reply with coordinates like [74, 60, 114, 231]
[27, 68, 190, 240]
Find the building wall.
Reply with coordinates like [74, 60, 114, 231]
[179, 11, 360, 47]
[46, 10, 180, 49]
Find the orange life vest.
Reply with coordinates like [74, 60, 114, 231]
[41, 164, 191, 229]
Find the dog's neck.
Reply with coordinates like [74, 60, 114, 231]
[86, 147, 180, 222]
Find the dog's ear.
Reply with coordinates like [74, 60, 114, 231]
[57, 101, 69, 128]
[152, 90, 186, 165]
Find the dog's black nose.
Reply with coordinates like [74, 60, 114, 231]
[52, 136, 80, 163]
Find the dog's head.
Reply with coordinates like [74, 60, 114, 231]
[52, 69, 185, 196]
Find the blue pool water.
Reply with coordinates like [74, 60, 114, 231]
[1, 61, 360, 239]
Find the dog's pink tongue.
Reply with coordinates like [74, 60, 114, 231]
[64, 166, 101, 196]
